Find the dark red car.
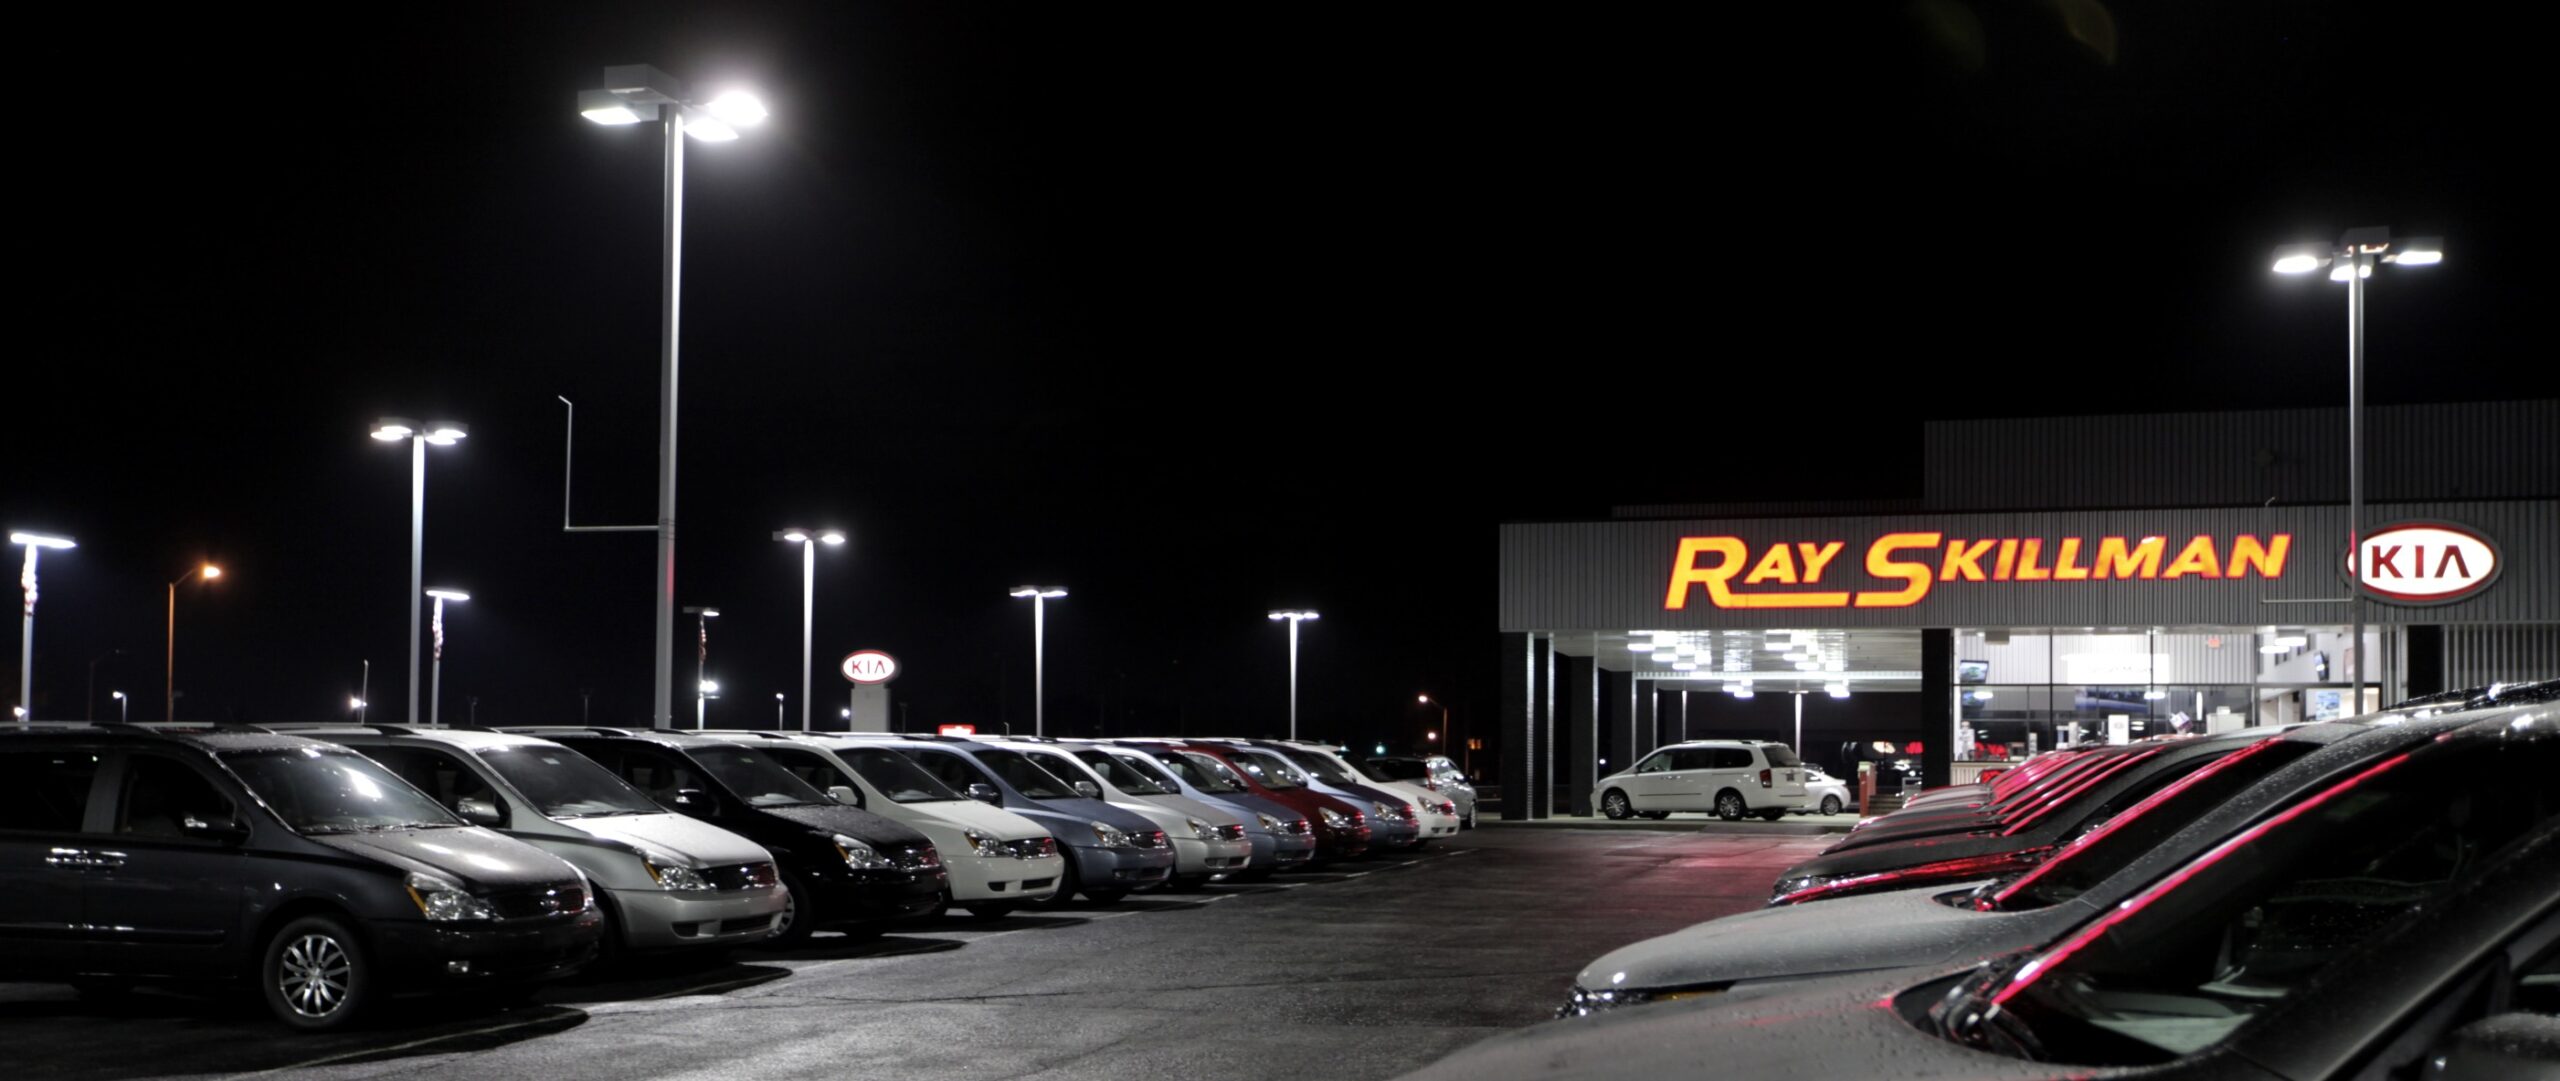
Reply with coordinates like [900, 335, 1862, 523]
[1125, 740, 1371, 864]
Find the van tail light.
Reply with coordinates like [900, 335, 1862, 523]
[1759, 768, 1773, 788]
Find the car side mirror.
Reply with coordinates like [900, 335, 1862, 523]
[965, 783, 1001, 805]
[668, 788, 717, 814]
[1072, 780, 1102, 800]
[2423, 1013, 2559, 1081]
[456, 797, 504, 827]
[827, 785, 862, 807]
[181, 814, 251, 844]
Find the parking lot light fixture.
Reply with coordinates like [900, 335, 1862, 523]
[373, 417, 465, 725]
[166, 562, 222, 721]
[424, 589, 469, 728]
[12, 531, 76, 723]
[1267, 610, 1320, 739]
[775, 529, 845, 732]
[1010, 586, 1069, 736]
[110, 690, 127, 722]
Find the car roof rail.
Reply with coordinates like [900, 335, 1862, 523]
[496, 725, 643, 738]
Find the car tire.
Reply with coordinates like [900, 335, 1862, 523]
[1035, 849, 1083, 907]
[1637, 811, 1670, 820]
[1757, 808, 1786, 821]
[767, 870, 818, 945]
[1600, 789, 1634, 820]
[1460, 814, 1475, 830]
[1083, 888, 1128, 905]
[1714, 790, 1747, 821]
[963, 903, 1017, 920]
[1820, 795, 1843, 815]
[260, 914, 371, 1031]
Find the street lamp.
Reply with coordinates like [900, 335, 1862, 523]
[1009, 586, 1068, 737]
[697, 679, 720, 727]
[11, 531, 75, 722]
[348, 696, 366, 719]
[580, 65, 769, 731]
[166, 562, 221, 721]
[773, 529, 844, 732]
[684, 606, 720, 728]
[373, 417, 467, 725]
[424, 589, 470, 727]
[110, 690, 127, 723]
[1266, 610, 1320, 740]
[1419, 693, 1458, 773]
[2272, 227, 2443, 708]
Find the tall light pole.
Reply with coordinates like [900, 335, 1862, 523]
[1419, 693, 1456, 771]
[1266, 610, 1320, 740]
[773, 529, 844, 732]
[358, 659, 369, 724]
[2272, 228, 2442, 710]
[111, 691, 127, 723]
[580, 66, 769, 731]
[424, 589, 469, 727]
[86, 648, 124, 723]
[166, 563, 221, 721]
[685, 606, 720, 729]
[372, 418, 467, 725]
[1009, 586, 1068, 736]
[11, 532, 75, 722]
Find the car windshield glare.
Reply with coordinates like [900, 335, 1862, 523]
[1070, 750, 1174, 795]
[1174, 752, 1250, 793]
[974, 749, 1078, 799]
[1991, 739, 2315, 911]
[845, 748, 961, 802]
[1230, 751, 1301, 789]
[692, 748, 831, 807]
[480, 744, 662, 818]
[1761, 744, 1803, 768]
[1100, 751, 1190, 795]
[227, 747, 465, 833]
[1279, 750, 1355, 785]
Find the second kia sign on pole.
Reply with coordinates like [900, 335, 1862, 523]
[842, 650, 898, 733]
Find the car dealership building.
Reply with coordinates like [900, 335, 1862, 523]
[1496, 400, 2558, 818]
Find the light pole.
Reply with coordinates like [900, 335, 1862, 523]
[697, 680, 720, 727]
[165, 563, 221, 721]
[1418, 693, 1454, 766]
[1266, 610, 1320, 740]
[358, 659, 370, 724]
[580, 66, 769, 731]
[110, 691, 127, 723]
[372, 418, 467, 725]
[349, 695, 367, 719]
[1009, 586, 1068, 736]
[424, 589, 469, 727]
[11, 532, 75, 722]
[2272, 228, 2442, 710]
[773, 529, 844, 732]
[685, 606, 720, 729]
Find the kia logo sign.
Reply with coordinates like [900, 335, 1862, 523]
[841, 650, 900, 684]
[2347, 522, 2502, 605]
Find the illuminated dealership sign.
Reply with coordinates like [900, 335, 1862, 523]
[1664, 532, 2294, 610]
[2350, 521, 2501, 605]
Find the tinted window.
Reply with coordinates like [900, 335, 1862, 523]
[756, 747, 864, 804]
[905, 748, 996, 795]
[1712, 748, 1754, 770]
[0, 747, 101, 832]
[1997, 740, 2315, 910]
[1670, 749, 1718, 771]
[841, 748, 960, 803]
[478, 744, 661, 817]
[688, 747, 828, 807]
[363, 746, 503, 819]
[1634, 751, 1675, 774]
[1367, 758, 1427, 781]
[970, 749, 1076, 799]
[1172, 752, 1249, 793]
[226, 748, 463, 833]
[1086, 750, 1182, 795]
[1762, 744, 1803, 768]
[116, 755, 234, 837]
[1229, 751, 1303, 788]
[1278, 749, 1359, 786]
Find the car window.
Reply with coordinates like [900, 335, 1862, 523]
[224, 748, 464, 833]
[1151, 751, 1242, 794]
[607, 747, 712, 805]
[1229, 751, 1304, 788]
[971, 749, 1078, 800]
[0, 747, 103, 833]
[1663, 748, 1708, 770]
[1095, 750, 1186, 795]
[1022, 750, 1110, 792]
[1367, 758, 1427, 781]
[477, 744, 662, 817]
[688, 747, 829, 807]
[1277, 749, 1360, 786]
[905, 748, 997, 795]
[1761, 744, 1803, 768]
[757, 747, 865, 805]
[1993, 739, 2317, 910]
[115, 754, 235, 838]
[362, 746, 504, 820]
[1713, 748, 1754, 770]
[841, 748, 961, 803]
[1634, 750, 1674, 774]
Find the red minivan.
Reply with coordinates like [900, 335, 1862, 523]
[1127, 741, 1371, 864]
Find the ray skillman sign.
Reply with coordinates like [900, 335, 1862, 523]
[1664, 532, 2295, 610]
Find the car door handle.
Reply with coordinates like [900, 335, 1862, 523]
[45, 847, 97, 868]
[87, 850, 128, 869]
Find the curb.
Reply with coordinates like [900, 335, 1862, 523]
[1478, 815, 1856, 836]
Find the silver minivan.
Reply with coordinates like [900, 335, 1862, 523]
[293, 726, 787, 954]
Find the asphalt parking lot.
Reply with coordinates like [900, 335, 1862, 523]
[6, 829, 1832, 1081]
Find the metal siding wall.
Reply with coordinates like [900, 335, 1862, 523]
[1500, 500, 2560, 631]
[2445, 626, 2560, 686]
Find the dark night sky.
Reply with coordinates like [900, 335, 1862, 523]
[4, 3, 2548, 749]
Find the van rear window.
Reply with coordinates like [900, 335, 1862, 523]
[1761, 744, 1803, 768]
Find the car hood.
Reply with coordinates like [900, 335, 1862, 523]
[897, 798, 1053, 843]
[1398, 965, 2092, 1081]
[759, 803, 931, 848]
[561, 812, 771, 866]
[309, 825, 577, 890]
[1010, 797, 1160, 839]
[1576, 885, 2094, 993]
[1131, 791, 1245, 828]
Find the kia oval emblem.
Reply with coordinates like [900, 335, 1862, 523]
[2345, 521, 2502, 605]
[841, 650, 900, 684]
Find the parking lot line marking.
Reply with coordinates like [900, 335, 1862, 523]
[227, 1011, 577, 1078]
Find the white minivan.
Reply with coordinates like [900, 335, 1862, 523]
[736, 734, 1064, 918]
[1594, 740, 1809, 821]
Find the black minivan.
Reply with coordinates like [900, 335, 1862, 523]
[0, 725, 602, 1030]
[510, 728, 947, 941]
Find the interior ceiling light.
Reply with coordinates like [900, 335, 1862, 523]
[1670, 662, 1698, 671]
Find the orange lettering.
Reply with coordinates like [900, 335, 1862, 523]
[2162, 536, 2223, 579]
[2053, 537, 2090, 580]
[2015, 539, 2052, 581]
[1666, 537, 1849, 609]
[2093, 536, 2165, 579]
[2228, 534, 2291, 579]
[1744, 544, 1800, 585]
[1797, 541, 1845, 583]
[1854, 533, 1943, 608]
[1940, 539, 1995, 581]
[1993, 538, 2020, 581]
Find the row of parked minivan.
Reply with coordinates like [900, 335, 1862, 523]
[1400, 680, 2560, 1081]
[0, 722, 1476, 1030]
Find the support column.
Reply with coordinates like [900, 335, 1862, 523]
[1532, 636, 1558, 819]
[1923, 628, 1955, 789]
[1601, 669, 1635, 776]
[1633, 683, 1658, 758]
[1565, 654, 1599, 815]
[2404, 625, 2444, 698]
[1499, 632, 1532, 820]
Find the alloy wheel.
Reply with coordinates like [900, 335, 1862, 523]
[278, 934, 352, 1019]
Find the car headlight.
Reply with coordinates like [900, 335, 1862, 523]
[832, 833, 898, 871]
[1186, 817, 1215, 840]
[1091, 821, 1133, 848]
[1771, 874, 1842, 903]
[1556, 981, 1724, 1018]
[1317, 807, 1350, 828]
[641, 854, 714, 891]
[963, 829, 1006, 859]
[1374, 801, 1411, 823]
[1255, 811, 1285, 834]
[404, 871, 494, 921]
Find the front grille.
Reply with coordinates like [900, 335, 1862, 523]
[1215, 823, 1248, 841]
[705, 862, 780, 891]
[1003, 837, 1058, 859]
[489, 883, 585, 920]
[893, 845, 943, 872]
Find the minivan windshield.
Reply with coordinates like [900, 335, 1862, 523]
[228, 748, 464, 833]
[691, 747, 830, 807]
[1068, 750, 1177, 795]
[1105, 750, 1196, 794]
[1364, 758, 1427, 782]
[1171, 752, 1249, 793]
[480, 744, 662, 818]
[841, 748, 961, 803]
[1276, 748, 1360, 786]
[1228, 750, 1303, 789]
[971, 749, 1079, 800]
